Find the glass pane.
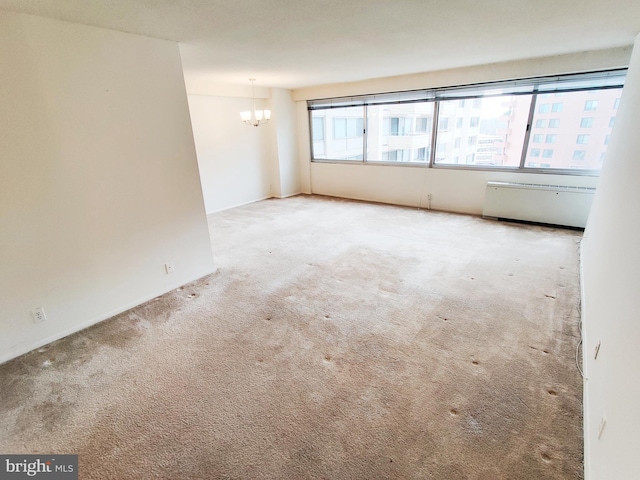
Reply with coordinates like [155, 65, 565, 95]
[434, 95, 531, 167]
[524, 88, 622, 170]
[310, 107, 364, 160]
[366, 102, 434, 163]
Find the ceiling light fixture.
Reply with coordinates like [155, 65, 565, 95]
[240, 78, 271, 127]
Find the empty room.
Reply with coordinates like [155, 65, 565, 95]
[1, 2, 639, 479]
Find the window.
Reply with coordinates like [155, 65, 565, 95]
[382, 149, 411, 162]
[367, 103, 434, 162]
[309, 69, 625, 171]
[310, 115, 327, 157]
[585, 100, 598, 111]
[415, 117, 431, 132]
[312, 117, 325, 140]
[605, 135, 611, 145]
[524, 87, 621, 170]
[384, 117, 412, 136]
[414, 147, 428, 161]
[310, 106, 364, 160]
[580, 117, 594, 128]
[333, 117, 363, 139]
[435, 95, 530, 167]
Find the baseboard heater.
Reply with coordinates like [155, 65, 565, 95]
[482, 182, 596, 228]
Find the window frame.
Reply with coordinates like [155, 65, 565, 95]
[308, 69, 626, 176]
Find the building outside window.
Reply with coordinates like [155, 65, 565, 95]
[580, 117, 594, 128]
[585, 100, 599, 111]
[383, 117, 413, 136]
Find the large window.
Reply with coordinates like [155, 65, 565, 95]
[523, 88, 620, 169]
[310, 107, 364, 161]
[434, 94, 530, 167]
[367, 103, 434, 163]
[308, 69, 626, 173]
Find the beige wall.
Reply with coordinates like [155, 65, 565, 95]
[0, 12, 214, 362]
[187, 88, 301, 213]
[187, 94, 275, 213]
[581, 34, 640, 480]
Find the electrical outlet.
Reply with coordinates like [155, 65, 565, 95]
[32, 307, 47, 324]
[165, 263, 175, 275]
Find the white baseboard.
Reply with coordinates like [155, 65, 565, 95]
[205, 193, 304, 215]
[206, 195, 273, 215]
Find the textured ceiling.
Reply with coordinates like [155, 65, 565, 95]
[1, 0, 639, 89]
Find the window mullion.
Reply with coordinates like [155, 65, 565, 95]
[362, 105, 367, 163]
[519, 91, 538, 169]
[429, 101, 439, 168]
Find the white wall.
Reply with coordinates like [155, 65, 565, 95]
[188, 94, 274, 213]
[291, 48, 627, 213]
[0, 12, 214, 363]
[270, 88, 300, 198]
[581, 34, 640, 480]
[310, 163, 598, 215]
[187, 87, 301, 213]
[293, 47, 631, 101]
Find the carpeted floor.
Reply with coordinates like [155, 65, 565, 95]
[0, 195, 584, 479]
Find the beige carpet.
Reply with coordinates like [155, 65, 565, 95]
[0, 195, 584, 479]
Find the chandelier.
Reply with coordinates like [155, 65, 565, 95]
[240, 78, 271, 127]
